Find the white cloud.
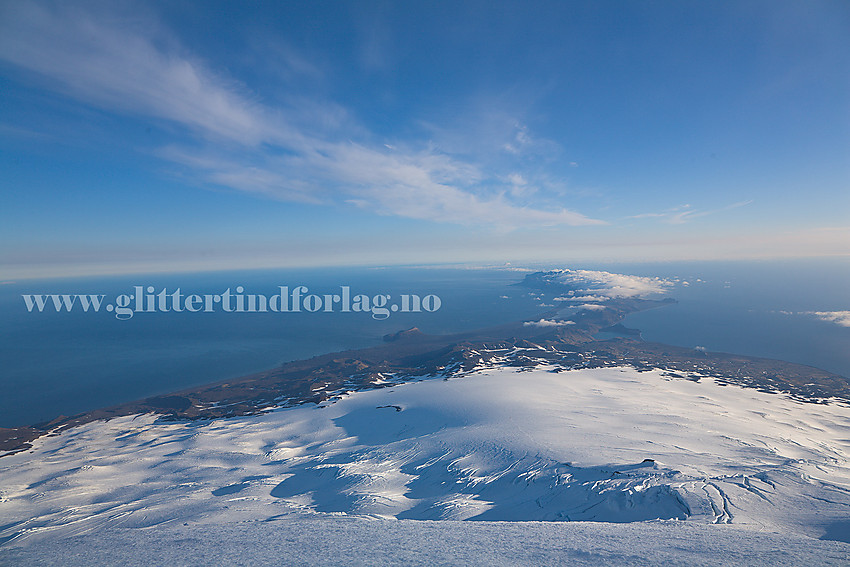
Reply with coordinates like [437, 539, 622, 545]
[629, 201, 754, 224]
[502, 124, 531, 154]
[523, 319, 576, 327]
[544, 269, 673, 299]
[508, 173, 527, 186]
[577, 304, 607, 311]
[0, 3, 602, 229]
[505, 172, 537, 198]
[775, 309, 850, 328]
[0, 3, 272, 145]
[801, 311, 850, 327]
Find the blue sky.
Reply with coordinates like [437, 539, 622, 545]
[1, 0, 848, 278]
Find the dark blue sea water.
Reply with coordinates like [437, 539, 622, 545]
[613, 259, 850, 379]
[0, 260, 847, 428]
[0, 267, 543, 427]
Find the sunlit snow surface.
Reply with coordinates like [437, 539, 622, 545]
[2, 366, 850, 564]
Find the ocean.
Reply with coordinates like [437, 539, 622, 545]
[0, 259, 847, 428]
[0, 267, 542, 427]
[617, 258, 850, 380]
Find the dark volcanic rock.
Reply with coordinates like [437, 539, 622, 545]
[383, 327, 424, 342]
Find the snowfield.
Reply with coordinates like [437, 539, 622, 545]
[2, 365, 849, 564]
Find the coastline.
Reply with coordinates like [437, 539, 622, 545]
[3, 293, 847, 457]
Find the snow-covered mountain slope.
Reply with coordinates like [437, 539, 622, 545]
[3, 516, 850, 567]
[2, 364, 849, 562]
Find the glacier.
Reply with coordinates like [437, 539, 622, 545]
[2, 364, 849, 564]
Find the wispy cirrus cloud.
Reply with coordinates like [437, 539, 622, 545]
[628, 200, 754, 224]
[0, 3, 274, 145]
[0, 2, 602, 228]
